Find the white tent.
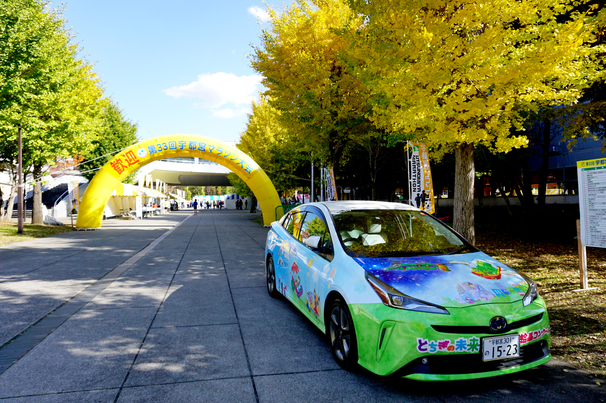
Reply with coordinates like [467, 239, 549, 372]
[225, 194, 248, 210]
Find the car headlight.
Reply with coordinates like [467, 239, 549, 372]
[365, 272, 449, 315]
[522, 277, 539, 307]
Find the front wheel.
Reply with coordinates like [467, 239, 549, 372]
[328, 298, 358, 370]
[266, 256, 280, 298]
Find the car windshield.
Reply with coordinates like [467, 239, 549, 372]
[333, 209, 473, 258]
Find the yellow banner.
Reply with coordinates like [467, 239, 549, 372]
[324, 168, 338, 201]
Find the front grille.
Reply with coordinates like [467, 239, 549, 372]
[431, 313, 544, 334]
[394, 340, 549, 377]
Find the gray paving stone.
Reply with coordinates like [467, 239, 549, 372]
[125, 324, 250, 386]
[117, 378, 256, 402]
[0, 389, 118, 402]
[233, 287, 339, 376]
[254, 370, 441, 403]
[86, 277, 173, 309]
[226, 268, 265, 289]
[152, 277, 236, 328]
[0, 307, 156, 397]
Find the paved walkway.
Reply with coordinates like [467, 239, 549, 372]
[0, 209, 604, 402]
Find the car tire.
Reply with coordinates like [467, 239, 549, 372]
[266, 256, 280, 298]
[328, 298, 358, 370]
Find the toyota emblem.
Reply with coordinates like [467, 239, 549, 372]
[489, 316, 508, 332]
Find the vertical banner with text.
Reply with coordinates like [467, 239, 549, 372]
[407, 142, 435, 214]
[68, 181, 80, 210]
[323, 168, 338, 201]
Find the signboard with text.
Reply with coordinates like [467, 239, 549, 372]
[577, 158, 606, 248]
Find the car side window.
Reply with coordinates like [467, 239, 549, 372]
[281, 212, 292, 232]
[286, 210, 305, 241]
[300, 211, 334, 261]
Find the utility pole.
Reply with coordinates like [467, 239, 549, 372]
[18, 125, 23, 234]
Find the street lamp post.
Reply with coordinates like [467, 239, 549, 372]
[17, 125, 23, 234]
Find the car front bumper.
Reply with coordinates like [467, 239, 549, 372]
[350, 297, 551, 380]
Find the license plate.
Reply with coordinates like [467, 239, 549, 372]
[482, 334, 520, 362]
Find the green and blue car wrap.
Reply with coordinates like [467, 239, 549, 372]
[265, 206, 551, 381]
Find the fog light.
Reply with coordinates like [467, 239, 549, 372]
[421, 358, 429, 365]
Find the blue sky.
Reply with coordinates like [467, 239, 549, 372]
[52, 0, 276, 144]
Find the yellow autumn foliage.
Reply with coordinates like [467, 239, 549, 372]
[346, 0, 605, 153]
[251, 0, 372, 167]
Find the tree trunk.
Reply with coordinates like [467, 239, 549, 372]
[538, 119, 551, 206]
[513, 159, 534, 209]
[491, 176, 513, 218]
[32, 164, 44, 225]
[0, 185, 17, 223]
[368, 144, 378, 201]
[454, 143, 476, 244]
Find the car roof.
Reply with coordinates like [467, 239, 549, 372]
[308, 201, 419, 215]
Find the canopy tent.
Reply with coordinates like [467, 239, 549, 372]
[169, 192, 187, 202]
[225, 193, 249, 210]
[198, 195, 224, 201]
[106, 183, 139, 217]
[106, 183, 168, 218]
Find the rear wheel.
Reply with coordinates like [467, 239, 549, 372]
[328, 298, 358, 369]
[266, 256, 280, 298]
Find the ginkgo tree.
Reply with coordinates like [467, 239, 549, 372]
[346, 0, 605, 243]
[231, 96, 308, 196]
[251, 0, 375, 177]
[0, 0, 106, 223]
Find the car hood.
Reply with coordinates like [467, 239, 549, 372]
[353, 252, 530, 308]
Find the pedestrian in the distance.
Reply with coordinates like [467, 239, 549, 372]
[192, 200, 198, 215]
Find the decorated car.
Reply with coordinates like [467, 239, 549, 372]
[265, 201, 551, 381]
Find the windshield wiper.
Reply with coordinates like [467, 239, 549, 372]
[446, 245, 475, 255]
[376, 251, 440, 258]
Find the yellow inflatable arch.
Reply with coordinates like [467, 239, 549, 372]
[76, 134, 283, 229]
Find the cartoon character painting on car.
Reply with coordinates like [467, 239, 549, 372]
[265, 201, 551, 381]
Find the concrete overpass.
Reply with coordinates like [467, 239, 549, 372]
[138, 157, 232, 187]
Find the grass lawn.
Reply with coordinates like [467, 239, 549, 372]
[0, 222, 74, 247]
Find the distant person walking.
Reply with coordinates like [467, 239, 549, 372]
[192, 200, 198, 215]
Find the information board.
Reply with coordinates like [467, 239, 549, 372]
[577, 158, 606, 248]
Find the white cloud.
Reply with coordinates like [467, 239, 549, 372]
[163, 73, 262, 113]
[248, 6, 270, 22]
[212, 107, 251, 119]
